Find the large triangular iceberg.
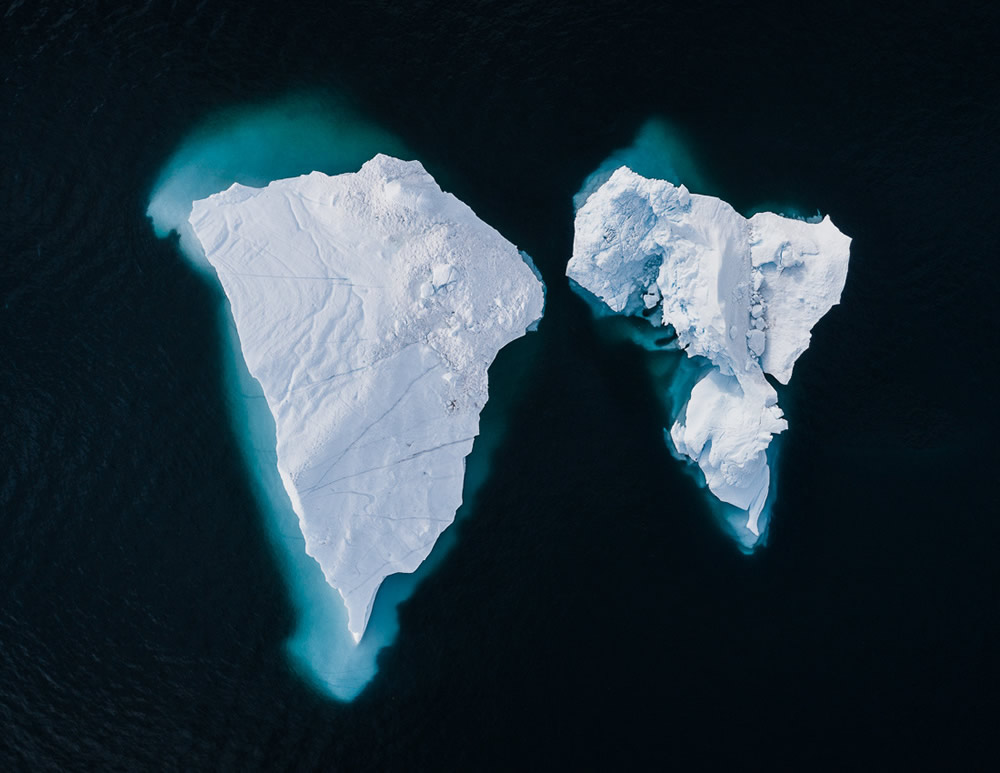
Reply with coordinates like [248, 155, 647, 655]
[189, 155, 545, 640]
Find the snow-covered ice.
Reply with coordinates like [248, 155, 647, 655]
[567, 166, 850, 544]
[189, 155, 545, 641]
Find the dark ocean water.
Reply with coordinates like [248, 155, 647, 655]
[2, 1, 998, 769]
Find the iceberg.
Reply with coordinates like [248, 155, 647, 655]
[567, 166, 850, 545]
[189, 154, 545, 641]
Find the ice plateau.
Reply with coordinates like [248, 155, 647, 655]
[567, 166, 850, 544]
[189, 154, 545, 641]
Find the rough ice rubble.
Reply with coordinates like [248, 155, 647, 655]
[567, 166, 850, 543]
[189, 155, 545, 641]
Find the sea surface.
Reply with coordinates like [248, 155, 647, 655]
[2, 1, 998, 768]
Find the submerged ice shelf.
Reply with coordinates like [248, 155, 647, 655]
[568, 166, 850, 545]
[190, 155, 545, 641]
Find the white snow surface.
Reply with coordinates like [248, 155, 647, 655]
[190, 155, 544, 640]
[567, 167, 850, 540]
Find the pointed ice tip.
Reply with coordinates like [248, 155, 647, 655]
[342, 593, 373, 646]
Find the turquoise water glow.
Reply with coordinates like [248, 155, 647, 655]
[147, 92, 409, 270]
[573, 118, 711, 210]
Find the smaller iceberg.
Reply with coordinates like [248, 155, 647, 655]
[568, 166, 850, 547]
